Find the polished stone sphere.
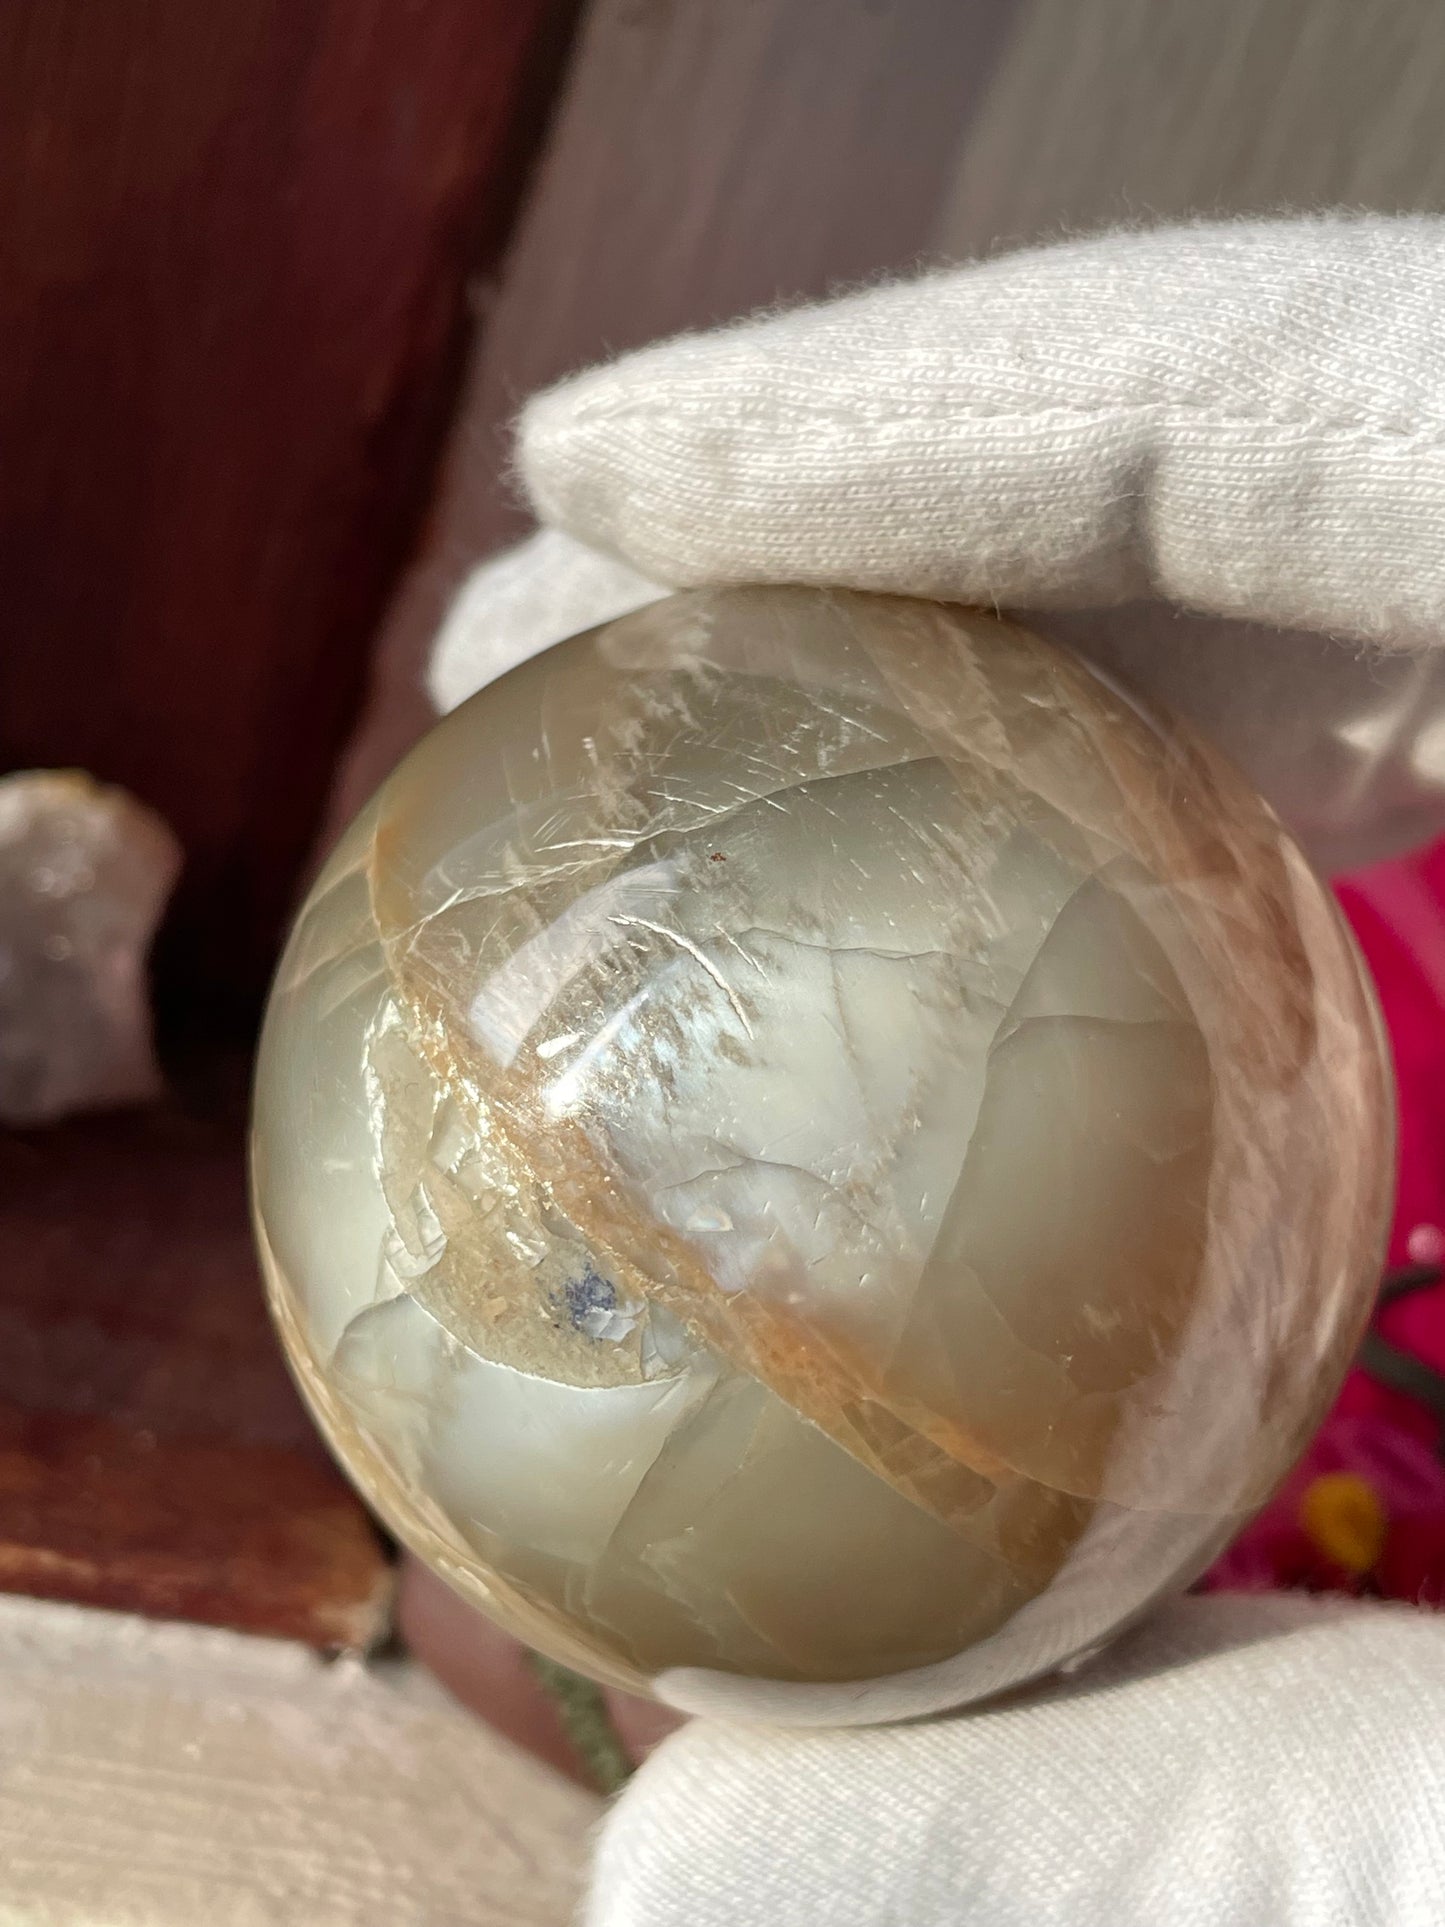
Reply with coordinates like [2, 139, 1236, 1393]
[251, 587, 1392, 1723]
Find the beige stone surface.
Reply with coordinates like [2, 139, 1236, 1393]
[254, 588, 1392, 1726]
[0, 1592, 596, 1926]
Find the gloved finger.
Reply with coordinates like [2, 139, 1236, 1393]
[430, 530, 1445, 872]
[518, 216, 1445, 651]
[586, 1593, 1445, 1927]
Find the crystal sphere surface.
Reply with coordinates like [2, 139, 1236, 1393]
[252, 587, 1392, 1723]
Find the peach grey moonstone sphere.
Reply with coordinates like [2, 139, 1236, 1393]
[251, 587, 1392, 1725]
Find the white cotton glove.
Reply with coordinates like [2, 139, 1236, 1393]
[590, 1596, 1445, 1927]
[435, 214, 1445, 875]
[429, 218, 1445, 1926]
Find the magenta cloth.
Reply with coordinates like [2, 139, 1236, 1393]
[1207, 835, 1445, 1600]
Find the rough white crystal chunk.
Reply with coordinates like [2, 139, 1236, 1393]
[0, 771, 180, 1126]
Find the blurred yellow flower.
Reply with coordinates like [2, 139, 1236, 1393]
[1299, 1472, 1387, 1576]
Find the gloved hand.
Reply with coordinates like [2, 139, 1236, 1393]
[418, 217, 1445, 1926]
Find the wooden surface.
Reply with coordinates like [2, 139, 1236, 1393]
[0, 0, 575, 1020]
[0, 1088, 390, 1648]
[0, 0, 583, 1644]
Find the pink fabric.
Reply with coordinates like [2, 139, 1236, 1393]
[1208, 836, 1445, 1601]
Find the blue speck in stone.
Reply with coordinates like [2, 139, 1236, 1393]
[564, 1266, 616, 1332]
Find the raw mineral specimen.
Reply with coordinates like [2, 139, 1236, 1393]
[0, 772, 180, 1127]
[251, 588, 1393, 1723]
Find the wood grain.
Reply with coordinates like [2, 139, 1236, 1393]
[0, 1090, 391, 1648]
[0, 0, 575, 1018]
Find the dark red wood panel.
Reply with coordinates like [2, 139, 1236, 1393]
[0, 2, 578, 1637]
[0, 1088, 391, 1646]
[0, 0, 574, 1020]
